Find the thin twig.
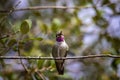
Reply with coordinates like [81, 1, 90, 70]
[0, 54, 120, 60]
[18, 42, 29, 73]
[0, 2, 115, 13]
[0, 6, 90, 12]
[0, 35, 9, 40]
[35, 71, 46, 80]
[0, 1, 21, 24]
[0, 31, 20, 40]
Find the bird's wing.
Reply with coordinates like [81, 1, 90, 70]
[52, 45, 58, 57]
[52, 44, 68, 58]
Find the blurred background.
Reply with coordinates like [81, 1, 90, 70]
[0, 0, 120, 80]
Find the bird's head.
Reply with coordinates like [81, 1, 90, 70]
[56, 31, 64, 42]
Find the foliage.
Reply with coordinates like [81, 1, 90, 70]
[0, 0, 120, 80]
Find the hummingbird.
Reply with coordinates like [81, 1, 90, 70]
[52, 31, 69, 75]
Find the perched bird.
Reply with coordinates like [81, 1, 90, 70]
[52, 31, 69, 75]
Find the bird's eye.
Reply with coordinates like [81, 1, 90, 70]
[56, 34, 59, 37]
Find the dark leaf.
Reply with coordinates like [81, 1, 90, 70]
[20, 20, 32, 34]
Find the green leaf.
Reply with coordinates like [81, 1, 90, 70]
[37, 60, 44, 68]
[111, 59, 120, 71]
[29, 37, 43, 41]
[51, 18, 61, 33]
[7, 39, 17, 47]
[23, 37, 43, 42]
[41, 23, 48, 33]
[13, 46, 18, 51]
[43, 60, 51, 67]
[20, 20, 32, 34]
[35, 37, 43, 41]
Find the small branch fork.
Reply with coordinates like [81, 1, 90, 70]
[0, 54, 120, 60]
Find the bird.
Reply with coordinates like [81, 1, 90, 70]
[52, 31, 69, 75]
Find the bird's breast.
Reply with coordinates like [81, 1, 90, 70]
[56, 41, 68, 49]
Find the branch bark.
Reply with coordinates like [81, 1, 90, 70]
[0, 6, 90, 13]
[0, 54, 119, 60]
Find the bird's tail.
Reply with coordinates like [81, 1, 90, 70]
[55, 61, 64, 75]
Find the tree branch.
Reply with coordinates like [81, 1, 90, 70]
[17, 40, 29, 73]
[0, 6, 90, 13]
[0, 1, 21, 25]
[0, 35, 9, 40]
[0, 54, 120, 60]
